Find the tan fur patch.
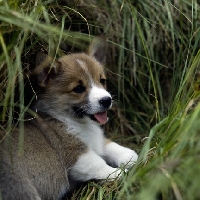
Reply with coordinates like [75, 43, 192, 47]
[40, 53, 107, 109]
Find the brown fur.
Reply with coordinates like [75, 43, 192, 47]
[0, 115, 87, 199]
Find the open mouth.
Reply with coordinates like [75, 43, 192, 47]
[90, 111, 108, 124]
[73, 107, 108, 124]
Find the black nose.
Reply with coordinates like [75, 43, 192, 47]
[99, 97, 112, 108]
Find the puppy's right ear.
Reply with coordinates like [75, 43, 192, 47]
[88, 36, 107, 65]
[33, 53, 61, 87]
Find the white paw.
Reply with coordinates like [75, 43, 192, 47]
[104, 142, 138, 169]
[106, 167, 126, 180]
[118, 148, 138, 169]
[70, 150, 127, 182]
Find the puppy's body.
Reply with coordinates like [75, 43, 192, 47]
[0, 116, 84, 199]
[0, 38, 138, 199]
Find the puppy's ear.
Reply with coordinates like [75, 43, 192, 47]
[33, 53, 61, 87]
[88, 36, 107, 65]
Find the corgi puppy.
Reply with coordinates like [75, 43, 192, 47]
[0, 37, 138, 200]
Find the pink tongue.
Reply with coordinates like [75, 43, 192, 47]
[94, 111, 108, 124]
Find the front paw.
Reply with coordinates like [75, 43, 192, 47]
[118, 148, 138, 169]
[104, 142, 138, 169]
[106, 167, 126, 180]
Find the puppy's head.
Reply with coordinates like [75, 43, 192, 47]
[34, 37, 112, 124]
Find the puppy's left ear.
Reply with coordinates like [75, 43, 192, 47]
[87, 36, 107, 65]
[33, 53, 61, 87]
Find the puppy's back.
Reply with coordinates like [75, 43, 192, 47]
[0, 116, 87, 199]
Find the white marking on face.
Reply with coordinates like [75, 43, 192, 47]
[76, 59, 86, 69]
[88, 84, 112, 114]
[76, 59, 93, 84]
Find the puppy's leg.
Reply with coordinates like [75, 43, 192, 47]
[103, 139, 138, 168]
[70, 150, 123, 181]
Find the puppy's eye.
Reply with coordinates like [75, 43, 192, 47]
[100, 78, 106, 86]
[73, 85, 86, 93]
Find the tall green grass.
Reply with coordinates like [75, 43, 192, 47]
[0, 0, 200, 199]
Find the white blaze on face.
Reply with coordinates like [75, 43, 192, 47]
[88, 85, 112, 124]
[89, 85, 112, 111]
[76, 58, 112, 124]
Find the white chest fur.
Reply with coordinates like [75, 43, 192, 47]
[50, 114, 138, 183]
[57, 116, 104, 156]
